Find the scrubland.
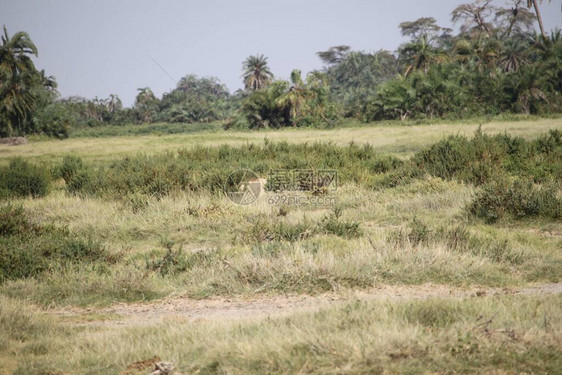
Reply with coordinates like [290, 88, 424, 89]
[0, 119, 561, 374]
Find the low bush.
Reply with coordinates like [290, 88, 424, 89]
[388, 219, 526, 265]
[468, 177, 562, 223]
[0, 158, 51, 199]
[241, 215, 314, 243]
[376, 129, 562, 189]
[0, 205, 32, 236]
[58, 155, 84, 184]
[63, 141, 403, 197]
[145, 244, 220, 276]
[318, 207, 362, 238]
[413, 129, 562, 185]
[388, 218, 432, 248]
[241, 209, 361, 244]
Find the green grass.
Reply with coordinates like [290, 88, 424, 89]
[2, 117, 561, 165]
[1, 182, 559, 307]
[3, 294, 561, 374]
[0, 118, 560, 373]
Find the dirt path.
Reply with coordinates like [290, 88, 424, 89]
[50, 283, 562, 328]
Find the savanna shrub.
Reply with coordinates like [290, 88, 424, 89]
[318, 208, 362, 238]
[388, 218, 431, 247]
[59, 155, 84, 184]
[382, 129, 562, 188]
[413, 130, 509, 185]
[468, 177, 562, 223]
[145, 244, 219, 276]
[0, 205, 31, 237]
[241, 209, 361, 244]
[242, 215, 314, 243]
[66, 141, 403, 197]
[0, 158, 51, 199]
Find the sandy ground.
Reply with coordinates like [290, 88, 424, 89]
[48, 283, 562, 328]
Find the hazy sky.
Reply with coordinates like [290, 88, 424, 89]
[1, 0, 561, 106]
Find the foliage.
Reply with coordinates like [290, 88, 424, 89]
[157, 75, 231, 124]
[324, 1, 562, 122]
[242, 54, 274, 91]
[241, 70, 340, 128]
[56, 95, 133, 128]
[0, 158, 51, 199]
[133, 87, 159, 123]
[62, 141, 399, 197]
[468, 176, 561, 222]
[32, 101, 71, 138]
[412, 128, 562, 185]
[0, 27, 58, 137]
[58, 155, 84, 184]
[317, 49, 399, 117]
[69, 121, 220, 137]
[4, 0, 562, 136]
[0, 204, 106, 282]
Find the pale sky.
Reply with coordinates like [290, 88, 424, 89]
[1, 0, 561, 107]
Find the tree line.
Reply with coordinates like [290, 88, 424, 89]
[1, 0, 560, 138]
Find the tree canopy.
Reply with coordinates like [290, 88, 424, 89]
[1, 0, 560, 136]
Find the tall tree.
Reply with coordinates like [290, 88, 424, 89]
[278, 69, 310, 125]
[399, 17, 445, 40]
[452, 1, 496, 37]
[134, 87, 158, 123]
[105, 94, 122, 113]
[526, 0, 550, 40]
[0, 26, 42, 136]
[400, 36, 446, 76]
[317, 45, 351, 66]
[242, 54, 274, 91]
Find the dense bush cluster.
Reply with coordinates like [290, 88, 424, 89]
[238, 70, 340, 129]
[412, 129, 562, 184]
[468, 178, 561, 223]
[60, 141, 403, 197]
[377, 129, 561, 222]
[54, 129, 560, 223]
[0, 158, 51, 199]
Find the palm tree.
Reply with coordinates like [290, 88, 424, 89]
[0, 26, 39, 136]
[242, 54, 273, 91]
[135, 87, 156, 106]
[134, 87, 158, 123]
[400, 36, 449, 76]
[526, 0, 550, 41]
[499, 38, 528, 72]
[278, 69, 311, 125]
[106, 94, 122, 113]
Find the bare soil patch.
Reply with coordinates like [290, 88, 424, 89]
[48, 283, 562, 328]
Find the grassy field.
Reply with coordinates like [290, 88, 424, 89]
[1, 118, 561, 374]
[2, 117, 561, 164]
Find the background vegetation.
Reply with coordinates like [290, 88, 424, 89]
[1, 0, 561, 138]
